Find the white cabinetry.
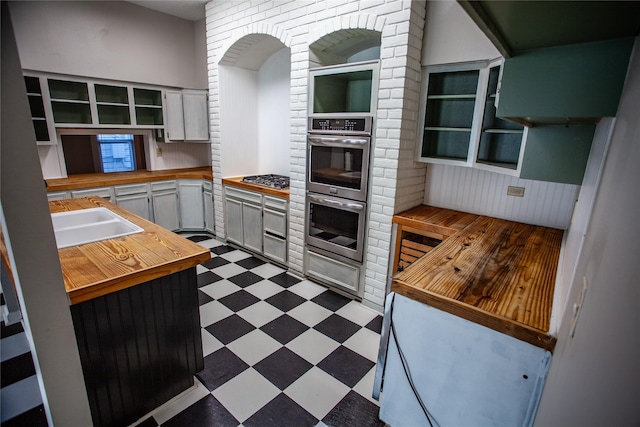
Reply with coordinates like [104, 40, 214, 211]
[263, 195, 288, 264]
[114, 184, 150, 221]
[203, 180, 215, 234]
[165, 90, 209, 142]
[47, 191, 70, 201]
[178, 179, 205, 230]
[417, 60, 527, 176]
[224, 185, 288, 264]
[24, 75, 56, 145]
[49, 178, 214, 233]
[70, 187, 113, 201]
[224, 186, 263, 253]
[150, 181, 180, 231]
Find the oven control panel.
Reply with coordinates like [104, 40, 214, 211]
[308, 117, 372, 135]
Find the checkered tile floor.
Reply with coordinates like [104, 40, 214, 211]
[136, 235, 385, 426]
[0, 235, 385, 426]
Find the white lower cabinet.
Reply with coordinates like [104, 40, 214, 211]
[262, 195, 288, 264]
[47, 191, 70, 201]
[178, 179, 205, 230]
[114, 184, 150, 221]
[50, 178, 214, 233]
[224, 185, 288, 264]
[203, 180, 215, 234]
[378, 293, 551, 427]
[150, 181, 180, 231]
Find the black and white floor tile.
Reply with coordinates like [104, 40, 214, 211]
[0, 235, 385, 426]
[0, 292, 48, 426]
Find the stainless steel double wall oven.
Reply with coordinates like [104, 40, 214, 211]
[305, 117, 372, 262]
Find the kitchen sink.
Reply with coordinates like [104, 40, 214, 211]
[51, 207, 143, 249]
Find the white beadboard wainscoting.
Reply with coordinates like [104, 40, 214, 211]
[424, 164, 580, 230]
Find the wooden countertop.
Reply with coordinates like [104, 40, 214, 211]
[46, 167, 213, 192]
[222, 176, 290, 198]
[392, 205, 563, 351]
[50, 197, 211, 305]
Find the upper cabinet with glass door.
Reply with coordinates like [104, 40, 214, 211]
[416, 60, 527, 176]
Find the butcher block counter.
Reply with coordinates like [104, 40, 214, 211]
[46, 166, 212, 192]
[391, 205, 563, 351]
[50, 196, 211, 304]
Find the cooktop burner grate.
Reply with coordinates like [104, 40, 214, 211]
[242, 174, 290, 190]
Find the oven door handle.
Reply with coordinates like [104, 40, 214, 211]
[308, 136, 368, 146]
[309, 194, 365, 210]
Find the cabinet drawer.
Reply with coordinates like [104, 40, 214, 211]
[305, 249, 360, 294]
[263, 195, 287, 211]
[263, 233, 287, 264]
[203, 180, 212, 191]
[263, 208, 287, 237]
[71, 187, 112, 200]
[114, 183, 148, 196]
[151, 180, 177, 192]
[225, 186, 262, 205]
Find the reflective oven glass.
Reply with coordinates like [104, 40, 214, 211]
[307, 134, 370, 201]
[306, 194, 366, 262]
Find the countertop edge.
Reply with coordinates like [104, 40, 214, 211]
[51, 197, 211, 305]
[67, 251, 211, 305]
[391, 279, 557, 352]
[391, 205, 561, 352]
[222, 177, 290, 198]
[46, 167, 213, 192]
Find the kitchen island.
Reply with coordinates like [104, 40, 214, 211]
[50, 197, 211, 427]
[377, 205, 563, 427]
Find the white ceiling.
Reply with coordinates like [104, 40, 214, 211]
[127, 1, 208, 21]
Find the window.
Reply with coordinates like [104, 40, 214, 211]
[97, 134, 135, 173]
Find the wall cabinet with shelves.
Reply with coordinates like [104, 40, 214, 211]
[417, 60, 593, 184]
[133, 88, 164, 126]
[24, 75, 56, 144]
[95, 84, 131, 125]
[23, 73, 209, 146]
[48, 78, 93, 125]
[417, 61, 527, 175]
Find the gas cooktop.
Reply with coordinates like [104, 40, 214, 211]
[242, 174, 290, 190]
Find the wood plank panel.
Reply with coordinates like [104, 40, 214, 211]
[71, 268, 203, 427]
[50, 197, 210, 304]
[391, 207, 563, 351]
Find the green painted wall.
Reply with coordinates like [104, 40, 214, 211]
[498, 38, 634, 122]
[520, 125, 596, 185]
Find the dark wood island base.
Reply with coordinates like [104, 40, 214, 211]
[48, 197, 211, 427]
[70, 267, 203, 427]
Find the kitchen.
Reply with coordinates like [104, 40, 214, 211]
[2, 0, 639, 426]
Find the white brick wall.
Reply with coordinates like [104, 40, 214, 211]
[206, 0, 427, 309]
